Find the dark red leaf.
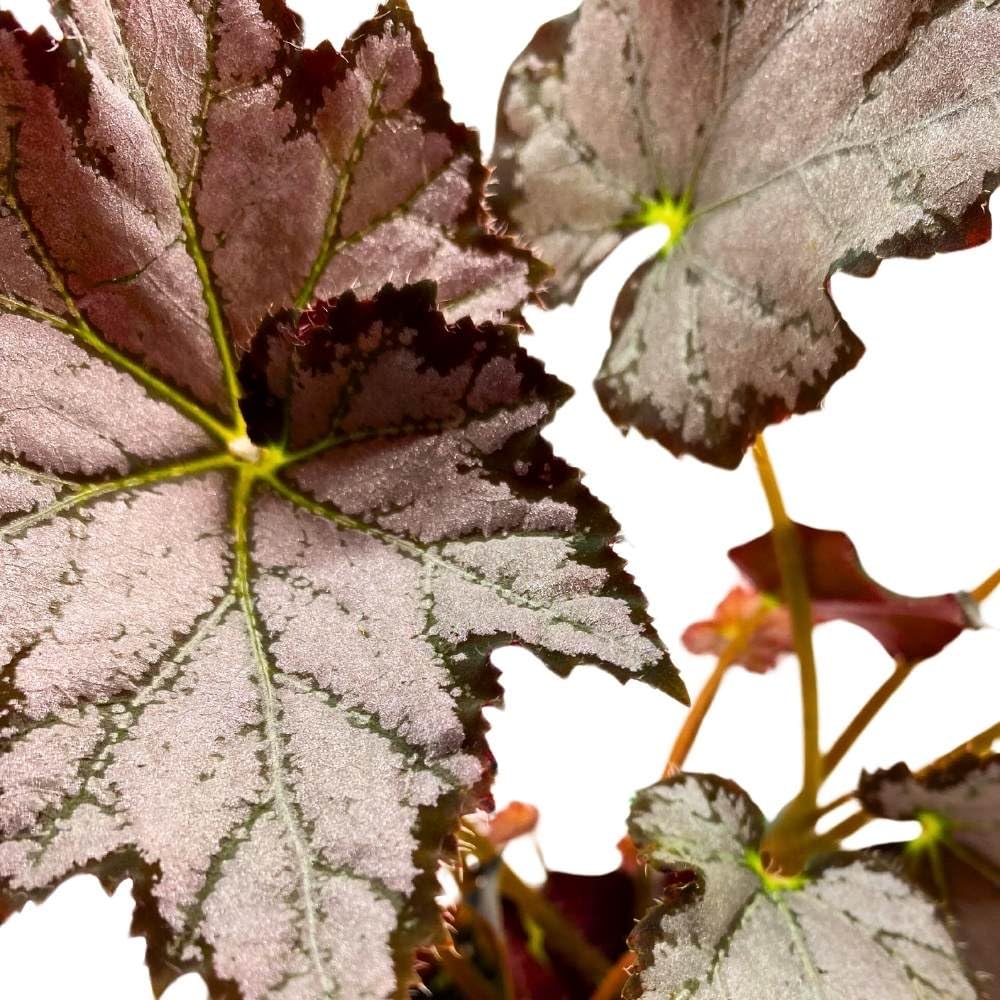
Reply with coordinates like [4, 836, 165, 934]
[503, 867, 637, 1000]
[729, 521, 979, 662]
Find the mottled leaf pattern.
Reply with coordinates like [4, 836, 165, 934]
[861, 755, 1000, 998]
[0, 3, 680, 998]
[0, 283, 679, 998]
[625, 773, 975, 998]
[0, 0, 537, 422]
[493, 0, 1000, 466]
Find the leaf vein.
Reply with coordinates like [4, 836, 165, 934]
[693, 86, 1000, 223]
[0, 453, 230, 541]
[63, 0, 242, 424]
[269, 477, 582, 623]
[0, 247, 229, 442]
[233, 470, 336, 997]
[18, 591, 237, 862]
[294, 69, 391, 310]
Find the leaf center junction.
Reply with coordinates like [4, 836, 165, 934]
[745, 848, 808, 895]
[226, 435, 288, 478]
[906, 810, 951, 856]
[631, 190, 692, 256]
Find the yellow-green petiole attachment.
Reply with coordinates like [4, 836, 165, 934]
[906, 810, 951, 857]
[904, 810, 953, 900]
[745, 848, 809, 896]
[226, 435, 288, 478]
[629, 190, 692, 256]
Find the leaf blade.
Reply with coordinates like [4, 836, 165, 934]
[494, 0, 1000, 467]
[860, 754, 1000, 997]
[624, 774, 976, 999]
[0, 3, 679, 995]
[729, 521, 976, 663]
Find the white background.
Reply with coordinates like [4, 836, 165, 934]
[2, 2, 999, 997]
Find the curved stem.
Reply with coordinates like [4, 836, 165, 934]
[966, 720, 1000, 753]
[818, 559, 1000, 785]
[916, 719, 1000, 776]
[751, 435, 821, 806]
[815, 719, 1000, 854]
[812, 789, 856, 820]
[665, 611, 766, 776]
[449, 889, 515, 1000]
[665, 654, 732, 776]
[460, 823, 611, 990]
[590, 951, 635, 1000]
[816, 807, 873, 848]
[821, 657, 915, 778]
[971, 565, 1000, 604]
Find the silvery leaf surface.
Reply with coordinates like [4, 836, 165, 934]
[861, 754, 1000, 998]
[494, 0, 1000, 467]
[0, 3, 680, 997]
[624, 773, 976, 999]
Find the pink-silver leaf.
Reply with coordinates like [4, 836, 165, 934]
[0, 3, 680, 998]
[860, 754, 1000, 998]
[493, 0, 1000, 467]
[625, 773, 976, 999]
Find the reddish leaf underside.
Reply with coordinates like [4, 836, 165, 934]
[501, 867, 636, 999]
[0, 4, 682, 998]
[681, 585, 793, 673]
[493, 0, 1000, 467]
[860, 755, 1000, 999]
[728, 521, 978, 663]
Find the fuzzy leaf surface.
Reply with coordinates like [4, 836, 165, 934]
[0, 3, 680, 997]
[861, 754, 1000, 998]
[624, 773, 975, 999]
[729, 521, 978, 662]
[493, 0, 1000, 466]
